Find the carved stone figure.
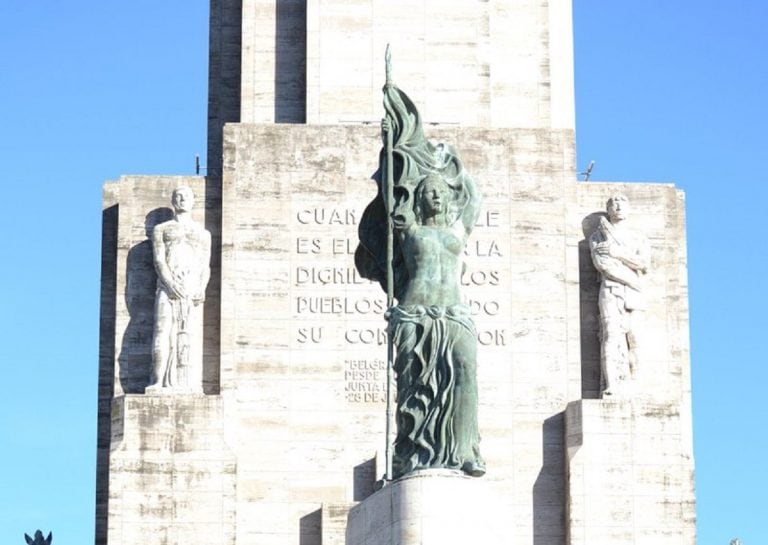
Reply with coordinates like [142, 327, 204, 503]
[356, 69, 485, 478]
[146, 186, 211, 393]
[589, 195, 650, 397]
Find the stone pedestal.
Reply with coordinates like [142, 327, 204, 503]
[106, 395, 236, 545]
[565, 399, 696, 545]
[346, 470, 505, 545]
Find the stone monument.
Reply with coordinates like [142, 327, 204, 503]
[356, 56, 484, 479]
[146, 185, 211, 394]
[589, 195, 649, 397]
[96, 2, 696, 545]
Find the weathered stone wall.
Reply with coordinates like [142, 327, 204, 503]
[565, 399, 696, 545]
[216, 122, 693, 545]
[220, 122, 582, 544]
[98, 138, 693, 545]
[238, 0, 574, 129]
[206, 0, 242, 392]
[239, 0, 307, 124]
[207, 0, 242, 178]
[97, 138, 694, 545]
[97, 4, 695, 544]
[107, 395, 236, 545]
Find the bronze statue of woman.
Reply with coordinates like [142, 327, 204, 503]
[356, 55, 485, 478]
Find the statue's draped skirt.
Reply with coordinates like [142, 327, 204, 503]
[390, 304, 484, 478]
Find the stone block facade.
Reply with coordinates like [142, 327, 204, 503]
[239, 0, 574, 129]
[106, 395, 235, 545]
[96, 1, 695, 544]
[346, 471, 506, 545]
[219, 123, 578, 544]
[565, 400, 696, 545]
[97, 126, 694, 545]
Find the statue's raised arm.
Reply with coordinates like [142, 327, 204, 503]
[460, 169, 481, 236]
[432, 143, 481, 238]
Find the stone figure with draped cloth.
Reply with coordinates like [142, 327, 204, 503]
[589, 195, 650, 397]
[355, 63, 485, 479]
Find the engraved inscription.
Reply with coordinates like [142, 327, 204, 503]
[461, 269, 501, 286]
[295, 266, 368, 285]
[296, 208, 358, 225]
[474, 210, 500, 227]
[292, 206, 509, 347]
[296, 326, 323, 344]
[345, 358, 387, 403]
[465, 240, 503, 257]
[345, 328, 388, 345]
[478, 329, 507, 346]
[296, 296, 387, 315]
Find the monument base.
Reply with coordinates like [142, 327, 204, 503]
[565, 399, 695, 545]
[346, 469, 505, 545]
[106, 394, 236, 545]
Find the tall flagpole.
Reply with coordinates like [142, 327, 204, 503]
[383, 44, 395, 483]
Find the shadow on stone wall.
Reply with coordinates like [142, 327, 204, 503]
[353, 458, 376, 501]
[532, 413, 565, 545]
[299, 508, 321, 545]
[118, 207, 173, 393]
[579, 212, 605, 399]
[206, 0, 242, 178]
[203, 176, 222, 395]
[95, 203, 118, 545]
[274, 0, 306, 122]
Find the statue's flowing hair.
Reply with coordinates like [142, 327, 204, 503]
[355, 83, 471, 300]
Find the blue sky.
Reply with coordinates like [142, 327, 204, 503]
[0, 2, 765, 544]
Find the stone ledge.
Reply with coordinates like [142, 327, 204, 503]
[111, 394, 228, 452]
[565, 399, 695, 545]
[346, 470, 506, 545]
[107, 394, 236, 545]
